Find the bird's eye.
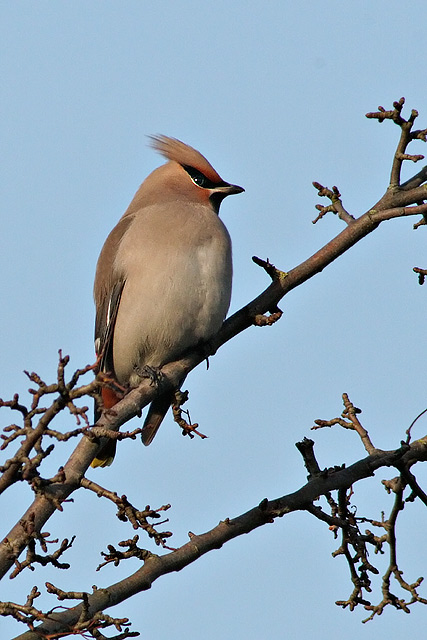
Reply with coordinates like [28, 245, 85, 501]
[193, 173, 207, 186]
[183, 165, 213, 188]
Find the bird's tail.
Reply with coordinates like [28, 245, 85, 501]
[140, 391, 174, 446]
[91, 387, 121, 468]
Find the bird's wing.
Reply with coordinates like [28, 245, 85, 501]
[95, 278, 125, 374]
[94, 214, 134, 374]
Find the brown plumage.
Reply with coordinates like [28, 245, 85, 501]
[149, 135, 223, 183]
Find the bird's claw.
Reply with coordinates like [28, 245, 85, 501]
[134, 364, 163, 387]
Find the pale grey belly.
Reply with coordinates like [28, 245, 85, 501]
[112, 242, 232, 384]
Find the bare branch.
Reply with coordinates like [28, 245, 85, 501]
[413, 266, 427, 284]
[3, 98, 427, 637]
[11, 436, 427, 638]
[80, 477, 172, 547]
[313, 393, 377, 455]
[312, 182, 355, 225]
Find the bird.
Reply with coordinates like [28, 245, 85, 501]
[91, 135, 244, 467]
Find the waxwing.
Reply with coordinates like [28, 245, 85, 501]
[91, 136, 244, 467]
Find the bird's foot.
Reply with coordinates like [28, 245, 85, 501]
[133, 364, 163, 387]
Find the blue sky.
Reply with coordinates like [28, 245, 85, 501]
[1, 2, 427, 638]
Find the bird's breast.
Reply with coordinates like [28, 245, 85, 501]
[111, 203, 232, 384]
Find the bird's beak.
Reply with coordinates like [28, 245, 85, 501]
[209, 182, 244, 212]
[216, 183, 245, 196]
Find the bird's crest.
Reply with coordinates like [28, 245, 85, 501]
[149, 135, 223, 184]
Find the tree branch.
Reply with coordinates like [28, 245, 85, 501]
[12, 438, 427, 639]
[2, 98, 427, 580]
[2, 98, 427, 637]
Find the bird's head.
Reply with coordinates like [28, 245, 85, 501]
[141, 135, 244, 213]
